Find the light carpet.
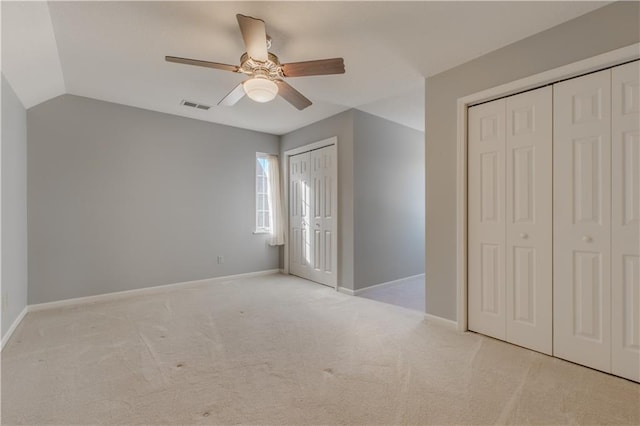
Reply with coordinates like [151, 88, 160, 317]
[2, 273, 639, 425]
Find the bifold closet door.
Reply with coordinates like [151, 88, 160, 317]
[289, 145, 338, 288]
[505, 86, 553, 355]
[553, 69, 612, 372]
[309, 145, 338, 288]
[468, 86, 552, 353]
[611, 61, 640, 382]
[289, 151, 313, 281]
[469, 98, 507, 340]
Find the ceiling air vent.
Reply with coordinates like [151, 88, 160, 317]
[180, 100, 211, 111]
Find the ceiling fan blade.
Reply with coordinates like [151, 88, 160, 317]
[218, 82, 246, 106]
[281, 58, 345, 77]
[275, 80, 312, 110]
[166, 56, 239, 72]
[236, 14, 268, 62]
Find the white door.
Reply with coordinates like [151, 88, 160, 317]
[611, 61, 640, 382]
[289, 151, 313, 281]
[469, 87, 553, 353]
[289, 145, 337, 288]
[553, 69, 612, 372]
[505, 86, 553, 355]
[468, 98, 507, 341]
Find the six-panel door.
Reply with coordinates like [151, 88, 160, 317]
[468, 98, 507, 341]
[289, 151, 312, 281]
[505, 86, 553, 355]
[611, 61, 640, 382]
[309, 145, 338, 287]
[553, 69, 612, 373]
[468, 87, 553, 354]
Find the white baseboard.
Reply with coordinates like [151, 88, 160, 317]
[28, 269, 281, 313]
[424, 313, 458, 329]
[352, 273, 425, 296]
[337, 286, 355, 296]
[1, 306, 28, 351]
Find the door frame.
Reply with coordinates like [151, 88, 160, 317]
[455, 43, 639, 332]
[283, 136, 339, 289]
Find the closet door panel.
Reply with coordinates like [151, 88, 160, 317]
[468, 99, 507, 340]
[505, 86, 553, 355]
[553, 69, 612, 372]
[612, 61, 640, 382]
[289, 152, 313, 281]
[310, 145, 338, 287]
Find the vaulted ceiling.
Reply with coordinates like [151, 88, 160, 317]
[2, 1, 608, 134]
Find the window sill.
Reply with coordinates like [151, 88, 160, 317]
[253, 230, 271, 235]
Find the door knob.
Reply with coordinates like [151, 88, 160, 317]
[315, 223, 320, 227]
[582, 235, 593, 243]
[520, 233, 528, 239]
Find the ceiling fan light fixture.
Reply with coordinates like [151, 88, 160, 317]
[243, 76, 278, 103]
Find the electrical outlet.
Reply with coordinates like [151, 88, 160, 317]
[217, 256, 224, 264]
[2, 292, 8, 311]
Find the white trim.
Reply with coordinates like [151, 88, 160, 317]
[28, 269, 280, 312]
[455, 43, 640, 333]
[282, 137, 339, 289]
[1, 306, 28, 351]
[283, 137, 337, 158]
[337, 286, 355, 296]
[350, 273, 425, 296]
[424, 313, 458, 329]
[0, 44, 2, 355]
[456, 98, 468, 333]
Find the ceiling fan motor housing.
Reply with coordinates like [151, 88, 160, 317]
[239, 52, 283, 80]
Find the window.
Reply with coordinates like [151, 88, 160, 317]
[255, 153, 271, 233]
[255, 152, 285, 245]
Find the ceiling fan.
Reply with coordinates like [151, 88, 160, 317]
[166, 14, 345, 110]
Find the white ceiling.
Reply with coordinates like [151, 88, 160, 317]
[2, 1, 608, 135]
[1, 1, 65, 108]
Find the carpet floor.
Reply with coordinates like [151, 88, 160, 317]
[2, 273, 639, 425]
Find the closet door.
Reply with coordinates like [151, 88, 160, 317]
[553, 69, 612, 372]
[289, 146, 338, 288]
[309, 145, 338, 288]
[468, 99, 507, 340]
[289, 152, 313, 281]
[611, 61, 640, 382]
[505, 87, 553, 355]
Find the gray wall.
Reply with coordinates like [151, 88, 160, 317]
[280, 110, 356, 290]
[353, 110, 424, 290]
[1, 74, 28, 337]
[425, 1, 640, 321]
[28, 95, 279, 304]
